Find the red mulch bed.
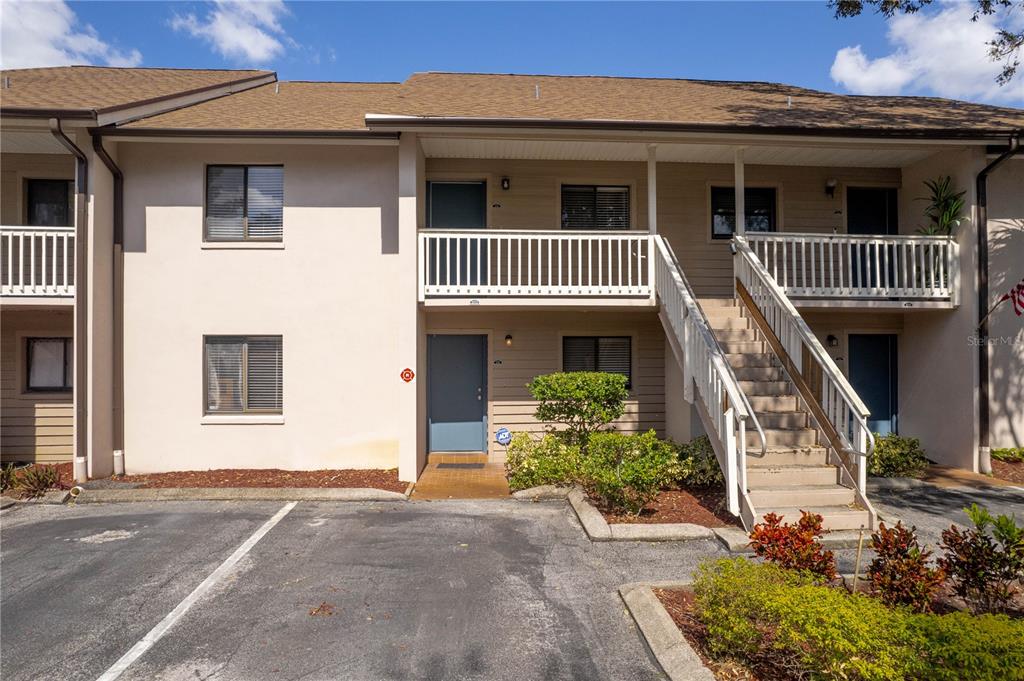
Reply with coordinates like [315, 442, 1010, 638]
[117, 468, 406, 492]
[991, 459, 1024, 485]
[601, 486, 740, 527]
[2, 462, 75, 498]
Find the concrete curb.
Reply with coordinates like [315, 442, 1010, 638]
[567, 488, 716, 543]
[511, 485, 572, 501]
[73, 487, 409, 503]
[619, 582, 715, 681]
[0, 496, 18, 510]
[3, 490, 71, 506]
[711, 527, 753, 553]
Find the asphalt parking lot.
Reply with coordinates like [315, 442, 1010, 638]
[1, 499, 727, 681]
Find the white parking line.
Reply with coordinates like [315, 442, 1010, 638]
[95, 501, 298, 681]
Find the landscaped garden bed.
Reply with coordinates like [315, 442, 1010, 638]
[990, 448, 1024, 485]
[1, 462, 73, 499]
[114, 468, 406, 492]
[602, 487, 737, 527]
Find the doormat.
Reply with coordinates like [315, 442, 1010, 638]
[436, 463, 486, 470]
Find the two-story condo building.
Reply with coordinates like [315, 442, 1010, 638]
[2, 66, 1021, 529]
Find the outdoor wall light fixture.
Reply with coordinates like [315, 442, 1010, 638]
[825, 178, 838, 198]
[501, 177, 511, 191]
[505, 334, 513, 347]
[827, 334, 840, 348]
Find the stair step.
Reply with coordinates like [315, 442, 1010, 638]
[748, 395, 800, 412]
[754, 412, 809, 429]
[749, 485, 855, 508]
[758, 506, 872, 531]
[747, 446, 829, 467]
[707, 316, 752, 330]
[714, 328, 759, 342]
[733, 366, 784, 381]
[749, 427, 818, 448]
[727, 353, 776, 368]
[747, 465, 839, 488]
[697, 297, 737, 308]
[721, 340, 767, 354]
[739, 380, 792, 396]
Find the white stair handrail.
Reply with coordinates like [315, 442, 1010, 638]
[653, 235, 766, 518]
[734, 234, 875, 493]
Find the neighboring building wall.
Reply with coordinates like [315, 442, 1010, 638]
[118, 141, 405, 474]
[424, 309, 666, 461]
[0, 308, 74, 463]
[424, 158, 900, 297]
[897, 147, 984, 470]
[987, 159, 1024, 449]
[0, 153, 74, 225]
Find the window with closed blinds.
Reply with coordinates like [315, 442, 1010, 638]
[205, 165, 283, 241]
[205, 336, 282, 414]
[26, 337, 73, 391]
[711, 187, 776, 238]
[562, 336, 632, 388]
[561, 185, 630, 230]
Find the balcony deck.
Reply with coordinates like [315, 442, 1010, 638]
[1, 226, 75, 303]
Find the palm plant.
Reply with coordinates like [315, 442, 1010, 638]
[916, 176, 966, 236]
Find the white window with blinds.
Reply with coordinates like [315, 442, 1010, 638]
[562, 336, 632, 388]
[205, 165, 284, 241]
[204, 336, 283, 414]
[561, 185, 630, 230]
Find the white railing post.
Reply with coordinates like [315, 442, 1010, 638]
[724, 407, 739, 516]
[0, 226, 75, 298]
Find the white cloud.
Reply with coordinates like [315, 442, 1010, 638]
[830, 3, 1024, 104]
[0, 0, 142, 69]
[170, 1, 291, 64]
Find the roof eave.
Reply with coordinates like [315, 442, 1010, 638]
[94, 126, 399, 140]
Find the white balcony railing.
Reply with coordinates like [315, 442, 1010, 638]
[1, 226, 75, 298]
[418, 230, 654, 300]
[745, 232, 958, 304]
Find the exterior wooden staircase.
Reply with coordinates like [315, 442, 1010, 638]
[699, 297, 873, 531]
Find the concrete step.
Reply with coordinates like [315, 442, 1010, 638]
[714, 327, 759, 342]
[748, 427, 818, 448]
[748, 395, 800, 412]
[758, 506, 872, 531]
[706, 316, 752, 330]
[747, 465, 839, 488]
[721, 340, 767, 355]
[739, 380, 792, 396]
[754, 411, 809, 429]
[427, 452, 489, 464]
[733, 366, 784, 381]
[747, 446, 829, 467]
[727, 353, 776, 368]
[749, 484, 856, 508]
[697, 297, 737, 308]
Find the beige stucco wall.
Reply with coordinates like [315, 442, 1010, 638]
[0, 308, 74, 463]
[118, 141, 408, 475]
[424, 309, 668, 461]
[0, 152, 74, 225]
[987, 158, 1024, 449]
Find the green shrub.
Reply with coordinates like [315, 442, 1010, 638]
[504, 432, 581, 491]
[527, 372, 628, 446]
[868, 522, 945, 612]
[676, 435, 723, 487]
[907, 611, 1024, 681]
[15, 464, 62, 499]
[1, 464, 16, 493]
[578, 430, 680, 514]
[869, 433, 929, 478]
[992, 447, 1024, 463]
[939, 504, 1024, 614]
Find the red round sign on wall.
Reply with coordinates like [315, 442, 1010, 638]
[400, 368, 415, 383]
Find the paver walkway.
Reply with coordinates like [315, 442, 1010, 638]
[411, 454, 511, 499]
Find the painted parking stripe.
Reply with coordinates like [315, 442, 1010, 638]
[95, 501, 298, 681]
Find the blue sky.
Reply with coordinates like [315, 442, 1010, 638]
[2, 1, 1022, 105]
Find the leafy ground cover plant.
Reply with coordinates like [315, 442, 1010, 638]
[1, 463, 16, 493]
[14, 464, 63, 499]
[939, 504, 1024, 614]
[868, 433, 929, 478]
[868, 522, 945, 612]
[527, 372, 628, 446]
[503, 432, 581, 492]
[579, 430, 680, 514]
[992, 447, 1024, 463]
[676, 435, 723, 487]
[749, 511, 836, 581]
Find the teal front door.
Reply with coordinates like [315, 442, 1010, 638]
[848, 334, 898, 435]
[428, 334, 488, 452]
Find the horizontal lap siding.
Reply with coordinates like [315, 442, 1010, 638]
[0, 309, 74, 463]
[426, 310, 666, 462]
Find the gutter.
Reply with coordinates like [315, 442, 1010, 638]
[975, 133, 1021, 473]
[96, 127, 399, 139]
[49, 119, 90, 483]
[91, 134, 126, 476]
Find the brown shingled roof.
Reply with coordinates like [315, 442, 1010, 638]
[119, 70, 1024, 136]
[0, 65, 273, 116]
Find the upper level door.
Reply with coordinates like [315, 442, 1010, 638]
[426, 181, 488, 287]
[847, 187, 898, 236]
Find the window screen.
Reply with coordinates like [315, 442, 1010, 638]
[711, 187, 776, 238]
[561, 185, 630, 230]
[27, 180, 72, 227]
[205, 166, 283, 241]
[205, 336, 282, 414]
[27, 337, 72, 391]
[562, 336, 632, 387]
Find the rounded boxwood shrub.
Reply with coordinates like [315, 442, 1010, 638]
[504, 432, 581, 492]
[869, 433, 929, 478]
[527, 372, 628, 446]
[579, 430, 680, 514]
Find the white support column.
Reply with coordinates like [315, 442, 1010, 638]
[647, 144, 658, 234]
[398, 133, 425, 483]
[734, 147, 746, 236]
